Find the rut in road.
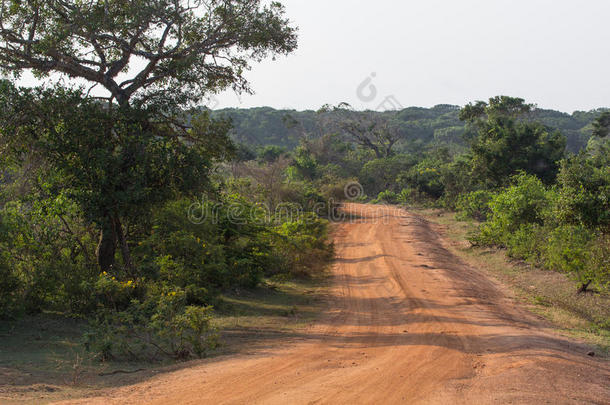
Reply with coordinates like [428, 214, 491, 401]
[59, 204, 610, 405]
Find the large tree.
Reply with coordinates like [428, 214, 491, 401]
[460, 96, 566, 187]
[592, 111, 610, 138]
[0, 0, 298, 272]
[0, 0, 297, 107]
[320, 104, 405, 159]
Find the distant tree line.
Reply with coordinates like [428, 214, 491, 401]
[212, 104, 605, 154]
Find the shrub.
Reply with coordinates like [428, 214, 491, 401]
[554, 155, 610, 230]
[271, 214, 334, 277]
[85, 286, 218, 361]
[94, 272, 140, 311]
[397, 188, 416, 204]
[0, 253, 22, 318]
[505, 223, 546, 264]
[0, 198, 96, 314]
[544, 225, 596, 292]
[136, 197, 271, 291]
[397, 163, 445, 200]
[475, 173, 551, 246]
[373, 190, 398, 204]
[455, 190, 494, 221]
[589, 235, 610, 292]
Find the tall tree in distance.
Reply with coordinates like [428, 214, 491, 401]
[460, 96, 566, 188]
[592, 111, 610, 138]
[320, 104, 405, 158]
[0, 0, 298, 272]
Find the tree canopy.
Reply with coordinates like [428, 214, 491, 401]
[460, 96, 566, 187]
[0, 0, 299, 272]
[0, 0, 297, 107]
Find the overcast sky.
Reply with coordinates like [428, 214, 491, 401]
[213, 0, 610, 113]
[14, 0, 610, 113]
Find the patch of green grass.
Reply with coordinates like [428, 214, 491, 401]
[212, 276, 329, 354]
[412, 208, 610, 356]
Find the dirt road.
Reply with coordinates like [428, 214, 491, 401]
[60, 204, 610, 404]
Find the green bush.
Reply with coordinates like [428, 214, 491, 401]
[397, 188, 416, 204]
[271, 213, 334, 277]
[456, 190, 494, 221]
[397, 163, 445, 200]
[553, 155, 610, 230]
[373, 190, 398, 204]
[589, 235, 610, 292]
[0, 253, 22, 318]
[136, 197, 271, 291]
[474, 173, 552, 246]
[85, 286, 218, 361]
[0, 197, 96, 314]
[505, 223, 546, 264]
[544, 225, 596, 292]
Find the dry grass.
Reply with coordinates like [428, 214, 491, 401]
[412, 208, 610, 355]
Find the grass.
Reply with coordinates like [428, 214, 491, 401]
[0, 275, 329, 403]
[212, 274, 330, 355]
[412, 207, 610, 356]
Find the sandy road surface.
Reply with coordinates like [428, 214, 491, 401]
[59, 204, 609, 404]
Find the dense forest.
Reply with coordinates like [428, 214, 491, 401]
[213, 105, 604, 153]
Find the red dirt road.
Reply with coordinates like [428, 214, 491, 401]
[59, 204, 610, 404]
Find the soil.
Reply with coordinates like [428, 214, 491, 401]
[55, 204, 610, 404]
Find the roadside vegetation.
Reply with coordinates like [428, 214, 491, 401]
[0, 0, 608, 397]
[0, 0, 335, 379]
[414, 208, 610, 354]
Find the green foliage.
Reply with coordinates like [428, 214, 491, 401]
[215, 105, 599, 154]
[397, 188, 416, 204]
[271, 214, 334, 277]
[290, 146, 319, 180]
[373, 190, 399, 204]
[470, 168, 610, 293]
[456, 190, 494, 221]
[85, 287, 218, 361]
[544, 225, 596, 288]
[461, 96, 566, 187]
[589, 235, 610, 292]
[475, 173, 552, 246]
[592, 111, 610, 138]
[257, 145, 288, 163]
[553, 154, 610, 230]
[359, 155, 416, 196]
[396, 155, 447, 201]
[0, 195, 96, 315]
[0, 252, 21, 318]
[0, 82, 229, 272]
[0, 0, 297, 108]
[438, 155, 475, 208]
[504, 223, 546, 263]
[470, 121, 565, 187]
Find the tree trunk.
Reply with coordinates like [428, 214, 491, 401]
[371, 145, 382, 159]
[96, 217, 117, 272]
[113, 215, 133, 275]
[577, 280, 592, 294]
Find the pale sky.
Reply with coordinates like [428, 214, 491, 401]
[214, 0, 610, 113]
[14, 0, 610, 113]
